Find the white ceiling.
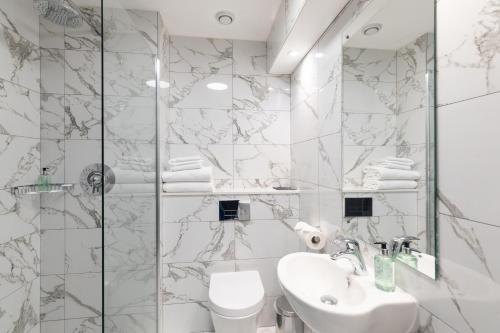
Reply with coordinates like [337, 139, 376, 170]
[345, 0, 434, 50]
[82, 0, 283, 41]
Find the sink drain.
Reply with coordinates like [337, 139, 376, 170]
[320, 295, 338, 305]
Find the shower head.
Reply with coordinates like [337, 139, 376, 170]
[34, 0, 83, 28]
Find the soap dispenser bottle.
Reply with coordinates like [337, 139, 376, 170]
[374, 241, 395, 292]
[396, 241, 418, 269]
[37, 167, 50, 192]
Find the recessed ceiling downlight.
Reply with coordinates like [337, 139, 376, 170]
[362, 23, 382, 36]
[207, 82, 228, 91]
[216, 11, 234, 25]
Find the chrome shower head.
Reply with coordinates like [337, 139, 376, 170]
[34, 0, 83, 28]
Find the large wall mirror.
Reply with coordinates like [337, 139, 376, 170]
[340, 0, 436, 279]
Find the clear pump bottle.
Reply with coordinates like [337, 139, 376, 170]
[374, 241, 395, 292]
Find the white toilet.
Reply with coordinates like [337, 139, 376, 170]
[208, 271, 265, 333]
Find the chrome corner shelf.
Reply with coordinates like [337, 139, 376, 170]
[11, 183, 74, 196]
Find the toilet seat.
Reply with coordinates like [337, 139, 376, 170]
[209, 271, 265, 318]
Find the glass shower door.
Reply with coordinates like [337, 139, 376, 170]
[101, 2, 161, 332]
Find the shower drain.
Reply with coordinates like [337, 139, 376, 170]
[320, 295, 338, 305]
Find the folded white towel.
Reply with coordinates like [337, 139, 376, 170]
[162, 167, 212, 183]
[169, 162, 203, 172]
[363, 180, 418, 190]
[385, 157, 415, 166]
[169, 156, 202, 165]
[363, 167, 421, 181]
[162, 182, 214, 193]
[108, 184, 155, 194]
[379, 162, 412, 170]
[114, 170, 156, 184]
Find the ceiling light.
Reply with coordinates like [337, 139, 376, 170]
[288, 50, 300, 57]
[216, 11, 234, 25]
[362, 23, 382, 36]
[207, 82, 228, 91]
[146, 80, 170, 89]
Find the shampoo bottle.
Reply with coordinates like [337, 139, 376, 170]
[396, 242, 418, 269]
[37, 167, 50, 192]
[374, 241, 395, 292]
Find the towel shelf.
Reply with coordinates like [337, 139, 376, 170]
[11, 183, 74, 196]
[342, 188, 418, 193]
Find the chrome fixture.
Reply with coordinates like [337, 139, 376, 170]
[80, 163, 115, 195]
[362, 23, 382, 36]
[33, 0, 83, 27]
[215, 11, 234, 25]
[389, 236, 420, 258]
[330, 238, 367, 275]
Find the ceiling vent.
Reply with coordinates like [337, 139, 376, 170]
[216, 11, 234, 25]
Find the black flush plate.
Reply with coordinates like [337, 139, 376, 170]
[345, 197, 372, 217]
[219, 200, 239, 220]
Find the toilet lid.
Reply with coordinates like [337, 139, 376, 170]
[209, 271, 265, 317]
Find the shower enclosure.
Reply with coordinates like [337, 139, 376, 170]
[0, 0, 161, 332]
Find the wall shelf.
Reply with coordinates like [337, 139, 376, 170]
[11, 183, 74, 196]
[342, 187, 418, 194]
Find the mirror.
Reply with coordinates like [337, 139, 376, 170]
[340, 0, 436, 278]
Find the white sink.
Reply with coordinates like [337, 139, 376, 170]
[277, 252, 418, 333]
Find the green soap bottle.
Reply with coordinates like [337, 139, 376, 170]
[37, 167, 50, 192]
[374, 241, 395, 292]
[396, 243, 418, 269]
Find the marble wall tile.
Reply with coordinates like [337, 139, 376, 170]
[436, 0, 500, 105]
[168, 108, 232, 145]
[235, 219, 301, 259]
[104, 267, 156, 314]
[343, 80, 397, 114]
[343, 48, 397, 83]
[41, 320, 64, 333]
[0, 0, 40, 45]
[397, 34, 428, 83]
[291, 47, 318, 107]
[65, 95, 101, 140]
[0, 232, 40, 299]
[162, 195, 219, 223]
[104, 52, 155, 97]
[65, 228, 101, 274]
[0, 190, 40, 244]
[105, 313, 156, 333]
[234, 144, 290, 180]
[397, 71, 427, 113]
[41, 229, 64, 275]
[162, 302, 213, 333]
[245, 194, 300, 221]
[162, 221, 235, 263]
[0, 277, 40, 333]
[233, 40, 267, 75]
[64, 140, 101, 183]
[104, 96, 156, 142]
[65, 50, 101, 96]
[291, 139, 318, 185]
[317, 26, 343, 90]
[104, 8, 157, 54]
[236, 258, 281, 296]
[0, 78, 40, 138]
[169, 72, 232, 109]
[41, 139, 65, 183]
[65, 273, 102, 319]
[291, 96, 318, 144]
[318, 79, 342, 137]
[41, 48, 65, 94]
[162, 261, 235, 304]
[0, 25, 40, 92]
[233, 109, 290, 145]
[318, 134, 342, 189]
[39, 18, 64, 50]
[437, 92, 500, 227]
[65, 7, 101, 51]
[319, 187, 343, 248]
[65, 316, 101, 333]
[342, 145, 395, 188]
[65, 184, 101, 229]
[342, 113, 397, 146]
[103, 225, 155, 269]
[169, 143, 233, 181]
[0, 135, 40, 190]
[396, 108, 427, 146]
[40, 274, 65, 321]
[234, 75, 290, 111]
[170, 36, 232, 74]
[41, 94, 65, 139]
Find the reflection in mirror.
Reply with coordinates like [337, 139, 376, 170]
[340, 0, 436, 278]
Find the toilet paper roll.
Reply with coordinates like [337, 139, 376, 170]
[294, 221, 326, 250]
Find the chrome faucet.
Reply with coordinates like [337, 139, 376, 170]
[389, 236, 420, 258]
[330, 238, 367, 275]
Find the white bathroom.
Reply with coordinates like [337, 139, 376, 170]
[0, 0, 498, 333]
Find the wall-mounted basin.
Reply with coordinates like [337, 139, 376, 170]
[277, 252, 418, 333]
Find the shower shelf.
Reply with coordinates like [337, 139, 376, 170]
[11, 183, 74, 196]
